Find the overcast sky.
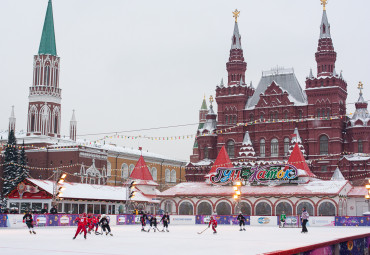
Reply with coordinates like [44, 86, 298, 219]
[0, 0, 369, 161]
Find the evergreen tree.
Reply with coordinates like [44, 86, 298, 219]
[2, 130, 18, 199]
[17, 141, 28, 183]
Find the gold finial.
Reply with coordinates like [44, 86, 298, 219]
[358, 81, 364, 93]
[321, 0, 328, 11]
[232, 9, 240, 23]
[209, 95, 214, 106]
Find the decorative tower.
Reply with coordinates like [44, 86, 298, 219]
[70, 110, 77, 141]
[226, 9, 247, 85]
[27, 0, 61, 137]
[288, 128, 306, 157]
[8, 106, 16, 132]
[190, 97, 208, 162]
[238, 131, 256, 164]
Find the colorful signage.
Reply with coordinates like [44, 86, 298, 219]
[209, 164, 299, 185]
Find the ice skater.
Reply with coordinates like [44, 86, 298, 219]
[280, 211, 286, 228]
[148, 216, 158, 232]
[208, 216, 218, 234]
[140, 212, 148, 232]
[23, 210, 36, 234]
[73, 213, 87, 239]
[301, 207, 309, 233]
[99, 215, 113, 236]
[160, 212, 170, 232]
[237, 213, 246, 231]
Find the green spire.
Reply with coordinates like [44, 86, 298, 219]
[38, 0, 57, 56]
[201, 96, 207, 110]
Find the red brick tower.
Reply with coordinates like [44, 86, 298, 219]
[27, 0, 61, 137]
[305, 3, 347, 174]
[215, 10, 254, 160]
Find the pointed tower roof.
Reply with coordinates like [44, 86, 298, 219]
[231, 21, 242, 50]
[287, 143, 315, 177]
[130, 155, 154, 181]
[220, 78, 224, 88]
[331, 167, 345, 181]
[201, 96, 207, 110]
[320, 10, 331, 39]
[239, 131, 256, 159]
[208, 145, 233, 175]
[308, 68, 314, 79]
[288, 127, 306, 157]
[70, 109, 76, 122]
[38, 0, 57, 56]
[239, 76, 244, 86]
[242, 131, 252, 145]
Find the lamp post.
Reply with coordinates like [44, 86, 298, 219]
[365, 180, 370, 212]
[233, 181, 242, 213]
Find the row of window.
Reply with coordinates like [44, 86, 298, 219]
[120, 164, 177, 183]
[249, 110, 304, 122]
[224, 115, 237, 125]
[224, 135, 331, 158]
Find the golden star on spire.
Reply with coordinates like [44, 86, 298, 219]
[232, 9, 240, 23]
[321, 0, 328, 10]
[358, 81, 364, 93]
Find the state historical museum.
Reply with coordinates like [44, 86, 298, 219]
[187, 7, 370, 185]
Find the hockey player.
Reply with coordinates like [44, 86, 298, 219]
[99, 215, 113, 236]
[237, 213, 246, 231]
[94, 215, 101, 234]
[87, 214, 94, 234]
[73, 213, 87, 239]
[148, 216, 158, 232]
[160, 212, 170, 232]
[208, 216, 218, 234]
[23, 210, 36, 234]
[140, 212, 148, 232]
[280, 211, 286, 228]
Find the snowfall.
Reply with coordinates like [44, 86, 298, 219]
[0, 225, 369, 255]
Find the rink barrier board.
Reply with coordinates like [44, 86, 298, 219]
[1, 214, 369, 228]
[262, 233, 370, 255]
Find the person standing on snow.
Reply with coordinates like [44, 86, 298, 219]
[99, 215, 113, 236]
[280, 211, 286, 228]
[237, 213, 246, 231]
[23, 210, 36, 234]
[301, 207, 309, 233]
[73, 213, 88, 239]
[160, 212, 170, 232]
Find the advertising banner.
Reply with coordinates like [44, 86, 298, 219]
[107, 215, 116, 226]
[59, 215, 71, 226]
[48, 214, 60, 226]
[117, 215, 126, 225]
[125, 215, 136, 224]
[250, 216, 278, 226]
[0, 214, 8, 227]
[335, 216, 370, 227]
[34, 215, 47, 227]
[306, 217, 335, 227]
[338, 236, 369, 255]
[230, 215, 250, 225]
[7, 214, 25, 228]
[170, 215, 195, 225]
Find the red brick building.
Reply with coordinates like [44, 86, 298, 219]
[188, 7, 370, 185]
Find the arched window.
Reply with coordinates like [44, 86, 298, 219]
[197, 201, 212, 215]
[250, 114, 254, 122]
[318, 201, 336, 216]
[326, 108, 330, 118]
[298, 110, 302, 119]
[44, 65, 50, 85]
[260, 113, 264, 121]
[297, 202, 314, 216]
[216, 201, 231, 215]
[121, 163, 129, 179]
[235, 202, 251, 215]
[225, 115, 228, 124]
[270, 112, 274, 121]
[179, 201, 194, 215]
[321, 109, 325, 118]
[163, 200, 174, 214]
[30, 114, 35, 132]
[284, 111, 288, 119]
[227, 140, 235, 158]
[260, 139, 265, 157]
[54, 115, 58, 134]
[151, 167, 157, 181]
[274, 112, 278, 120]
[129, 164, 135, 175]
[170, 170, 176, 183]
[358, 140, 363, 153]
[204, 147, 209, 159]
[271, 138, 279, 157]
[319, 135, 329, 155]
[284, 138, 290, 156]
[276, 202, 293, 216]
[255, 201, 271, 216]
[317, 108, 321, 118]
[323, 24, 326, 34]
[165, 169, 170, 182]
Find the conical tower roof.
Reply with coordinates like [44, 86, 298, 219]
[287, 143, 315, 177]
[320, 10, 331, 39]
[331, 167, 345, 181]
[208, 145, 233, 175]
[38, 0, 57, 56]
[130, 155, 153, 181]
[201, 96, 207, 110]
[231, 21, 242, 49]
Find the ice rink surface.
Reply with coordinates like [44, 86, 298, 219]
[0, 225, 369, 255]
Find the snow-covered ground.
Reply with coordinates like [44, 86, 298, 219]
[0, 225, 369, 255]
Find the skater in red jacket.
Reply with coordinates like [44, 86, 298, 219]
[73, 213, 88, 239]
[208, 216, 218, 234]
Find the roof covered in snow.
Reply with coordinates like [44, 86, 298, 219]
[26, 179, 158, 203]
[245, 70, 307, 110]
[160, 179, 349, 197]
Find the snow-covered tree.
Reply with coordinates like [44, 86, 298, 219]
[2, 130, 19, 202]
[17, 141, 28, 182]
